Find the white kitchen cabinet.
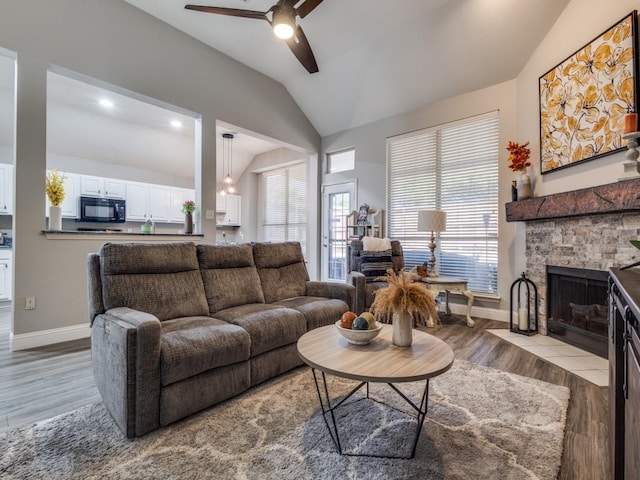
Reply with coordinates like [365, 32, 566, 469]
[148, 184, 170, 222]
[222, 194, 241, 226]
[169, 187, 195, 223]
[216, 193, 227, 213]
[0, 250, 12, 301]
[126, 182, 187, 223]
[125, 181, 150, 221]
[0, 164, 14, 215]
[46, 171, 79, 218]
[80, 175, 125, 198]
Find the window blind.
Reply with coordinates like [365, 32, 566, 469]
[262, 163, 307, 257]
[387, 112, 499, 294]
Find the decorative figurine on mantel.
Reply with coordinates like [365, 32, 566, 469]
[620, 112, 640, 181]
[507, 140, 532, 200]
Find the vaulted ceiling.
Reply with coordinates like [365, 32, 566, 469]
[0, 1, 571, 184]
[122, 0, 571, 136]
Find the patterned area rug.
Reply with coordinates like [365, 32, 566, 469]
[0, 360, 569, 479]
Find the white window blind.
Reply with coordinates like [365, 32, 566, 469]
[262, 163, 307, 256]
[387, 112, 499, 294]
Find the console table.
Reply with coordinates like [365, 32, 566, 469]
[419, 276, 475, 327]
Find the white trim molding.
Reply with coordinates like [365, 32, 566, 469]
[448, 303, 510, 323]
[10, 323, 90, 351]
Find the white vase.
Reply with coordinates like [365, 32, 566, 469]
[392, 310, 413, 347]
[49, 205, 62, 231]
[517, 172, 532, 200]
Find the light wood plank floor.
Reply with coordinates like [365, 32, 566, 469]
[0, 313, 608, 478]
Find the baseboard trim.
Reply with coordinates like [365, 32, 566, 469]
[10, 323, 90, 351]
[5, 304, 508, 351]
[448, 303, 509, 323]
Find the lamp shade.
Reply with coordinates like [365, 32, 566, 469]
[417, 210, 447, 232]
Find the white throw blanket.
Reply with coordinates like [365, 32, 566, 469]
[362, 236, 392, 252]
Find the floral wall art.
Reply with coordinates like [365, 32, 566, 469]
[539, 11, 638, 174]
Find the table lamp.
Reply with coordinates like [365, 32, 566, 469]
[418, 210, 447, 277]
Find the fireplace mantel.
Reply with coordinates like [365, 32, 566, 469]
[506, 177, 640, 222]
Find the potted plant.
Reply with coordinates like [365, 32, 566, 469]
[45, 170, 66, 231]
[181, 200, 196, 234]
[370, 269, 437, 346]
[506, 141, 532, 200]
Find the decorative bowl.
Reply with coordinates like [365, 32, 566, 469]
[335, 320, 383, 345]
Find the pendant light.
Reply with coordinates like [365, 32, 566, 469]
[220, 133, 237, 196]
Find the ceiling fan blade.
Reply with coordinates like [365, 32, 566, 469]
[285, 26, 318, 73]
[184, 5, 269, 21]
[294, 0, 324, 19]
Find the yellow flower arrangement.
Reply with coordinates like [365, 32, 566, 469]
[45, 170, 66, 206]
[370, 269, 437, 327]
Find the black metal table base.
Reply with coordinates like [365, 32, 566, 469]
[311, 368, 430, 459]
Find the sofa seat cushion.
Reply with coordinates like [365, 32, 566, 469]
[273, 297, 349, 331]
[160, 316, 250, 386]
[213, 304, 306, 357]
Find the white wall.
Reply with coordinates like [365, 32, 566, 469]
[517, 0, 637, 195]
[321, 0, 640, 312]
[322, 80, 519, 309]
[0, 0, 319, 339]
[48, 153, 194, 188]
[236, 147, 308, 243]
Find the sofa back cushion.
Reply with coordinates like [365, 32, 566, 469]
[100, 242, 209, 321]
[252, 242, 309, 303]
[197, 244, 265, 313]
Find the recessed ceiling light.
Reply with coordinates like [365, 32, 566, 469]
[171, 120, 183, 128]
[99, 99, 114, 108]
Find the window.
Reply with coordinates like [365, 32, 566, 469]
[387, 112, 499, 294]
[262, 163, 307, 256]
[327, 148, 355, 173]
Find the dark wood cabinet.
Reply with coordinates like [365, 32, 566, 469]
[609, 268, 640, 479]
[624, 328, 640, 480]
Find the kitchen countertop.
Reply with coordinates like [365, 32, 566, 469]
[41, 230, 205, 240]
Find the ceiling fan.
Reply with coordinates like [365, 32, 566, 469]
[185, 0, 324, 74]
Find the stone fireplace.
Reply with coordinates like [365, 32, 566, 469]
[506, 178, 640, 343]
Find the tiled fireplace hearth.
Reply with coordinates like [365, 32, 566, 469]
[506, 178, 640, 338]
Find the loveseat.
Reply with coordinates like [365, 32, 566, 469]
[87, 241, 354, 437]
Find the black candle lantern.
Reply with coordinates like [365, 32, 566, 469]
[510, 272, 538, 336]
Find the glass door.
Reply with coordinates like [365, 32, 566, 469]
[322, 182, 355, 281]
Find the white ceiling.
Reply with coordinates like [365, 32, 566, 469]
[122, 0, 571, 136]
[0, 64, 282, 183]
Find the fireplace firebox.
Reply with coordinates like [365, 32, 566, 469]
[546, 265, 608, 358]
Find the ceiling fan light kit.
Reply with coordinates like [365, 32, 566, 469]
[185, 0, 324, 73]
[273, 15, 295, 39]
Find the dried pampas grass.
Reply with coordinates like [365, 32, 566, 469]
[370, 269, 437, 327]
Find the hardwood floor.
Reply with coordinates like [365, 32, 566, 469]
[0, 313, 608, 479]
[0, 313, 100, 434]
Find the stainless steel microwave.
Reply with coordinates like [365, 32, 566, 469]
[78, 196, 126, 223]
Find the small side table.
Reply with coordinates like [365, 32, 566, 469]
[419, 276, 475, 327]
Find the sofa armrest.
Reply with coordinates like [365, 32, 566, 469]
[346, 271, 366, 315]
[91, 307, 161, 437]
[306, 281, 355, 312]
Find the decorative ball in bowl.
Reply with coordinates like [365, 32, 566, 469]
[335, 319, 383, 345]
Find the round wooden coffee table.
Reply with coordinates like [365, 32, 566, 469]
[297, 324, 454, 459]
